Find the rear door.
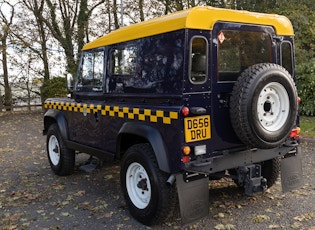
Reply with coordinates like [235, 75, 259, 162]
[211, 22, 276, 145]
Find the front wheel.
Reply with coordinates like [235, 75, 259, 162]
[46, 124, 75, 176]
[120, 143, 177, 225]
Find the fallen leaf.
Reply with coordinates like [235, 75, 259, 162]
[215, 224, 225, 230]
[225, 224, 236, 230]
[252, 214, 270, 223]
[104, 175, 113, 180]
[218, 212, 225, 218]
[104, 211, 114, 218]
[61, 212, 70, 217]
[74, 190, 85, 197]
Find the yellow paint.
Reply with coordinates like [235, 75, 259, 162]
[44, 101, 179, 125]
[83, 6, 293, 51]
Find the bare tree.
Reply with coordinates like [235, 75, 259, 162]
[19, 0, 51, 81]
[0, 0, 15, 110]
[42, 0, 105, 76]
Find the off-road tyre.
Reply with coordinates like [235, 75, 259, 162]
[230, 63, 298, 149]
[261, 157, 280, 188]
[120, 143, 177, 225]
[46, 123, 75, 176]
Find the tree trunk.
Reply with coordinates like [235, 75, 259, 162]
[113, 0, 120, 29]
[139, 0, 144, 21]
[1, 33, 12, 111]
[35, 0, 50, 81]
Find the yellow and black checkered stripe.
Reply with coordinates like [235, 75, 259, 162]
[44, 101, 179, 125]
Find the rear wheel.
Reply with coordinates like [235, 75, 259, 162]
[261, 158, 280, 188]
[120, 143, 177, 225]
[47, 124, 75, 176]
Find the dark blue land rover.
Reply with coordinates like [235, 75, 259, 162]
[43, 6, 303, 226]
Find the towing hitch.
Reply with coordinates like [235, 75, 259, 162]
[237, 164, 267, 196]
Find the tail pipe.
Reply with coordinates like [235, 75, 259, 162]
[166, 174, 176, 185]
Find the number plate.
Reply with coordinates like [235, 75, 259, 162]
[184, 115, 211, 143]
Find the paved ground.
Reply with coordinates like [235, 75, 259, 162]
[0, 111, 314, 229]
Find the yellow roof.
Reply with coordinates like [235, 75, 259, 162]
[83, 6, 293, 50]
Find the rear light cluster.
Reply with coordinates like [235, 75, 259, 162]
[181, 107, 191, 163]
[290, 127, 301, 141]
[181, 146, 191, 163]
[290, 97, 301, 141]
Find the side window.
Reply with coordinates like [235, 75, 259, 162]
[107, 46, 137, 93]
[218, 30, 272, 81]
[190, 37, 208, 84]
[281, 42, 293, 75]
[110, 47, 137, 75]
[107, 32, 184, 95]
[77, 50, 104, 91]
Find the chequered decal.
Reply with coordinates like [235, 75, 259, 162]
[44, 101, 178, 125]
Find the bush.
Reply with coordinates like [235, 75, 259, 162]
[296, 59, 315, 116]
[41, 77, 68, 103]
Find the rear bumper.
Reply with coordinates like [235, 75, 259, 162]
[184, 141, 299, 175]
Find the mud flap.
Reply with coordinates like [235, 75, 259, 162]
[280, 147, 304, 192]
[176, 174, 209, 225]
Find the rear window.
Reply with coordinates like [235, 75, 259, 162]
[218, 30, 272, 81]
[190, 37, 208, 84]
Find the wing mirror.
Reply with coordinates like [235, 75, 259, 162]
[66, 73, 74, 92]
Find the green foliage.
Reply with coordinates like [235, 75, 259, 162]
[300, 116, 315, 138]
[271, 1, 315, 63]
[296, 59, 315, 116]
[267, 1, 315, 116]
[40, 77, 67, 103]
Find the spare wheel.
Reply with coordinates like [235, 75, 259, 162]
[229, 63, 298, 149]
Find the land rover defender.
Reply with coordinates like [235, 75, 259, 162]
[43, 6, 303, 225]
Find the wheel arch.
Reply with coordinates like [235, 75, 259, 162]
[43, 109, 69, 141]
[117, 122, 170, 173]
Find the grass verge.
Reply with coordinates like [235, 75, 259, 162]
[300, 116, 315, 139]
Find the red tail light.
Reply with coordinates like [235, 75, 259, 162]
[290, 127, 301, 140]
[181, 106, 190, 117]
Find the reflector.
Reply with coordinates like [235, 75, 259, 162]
[181, 156, 191, 163]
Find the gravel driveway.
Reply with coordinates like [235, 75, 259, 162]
[0, 111, 314, 229]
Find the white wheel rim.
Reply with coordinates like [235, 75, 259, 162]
[126, 162, 151, 209]
[48, 135, 60, 166]
[257, 82, 290, 132]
